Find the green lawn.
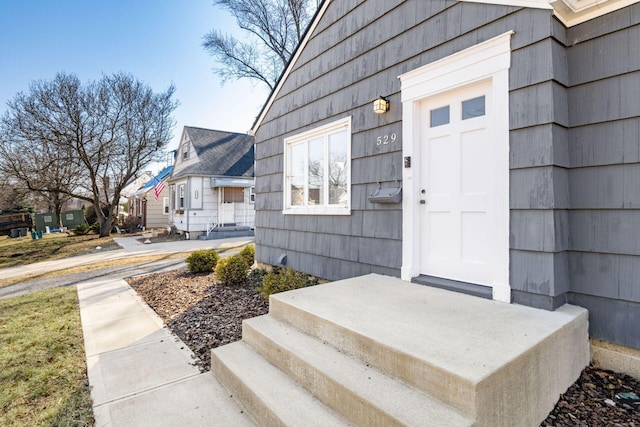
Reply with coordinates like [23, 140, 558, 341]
[0, 232, 118, 268]
[0, 287, 93, 426]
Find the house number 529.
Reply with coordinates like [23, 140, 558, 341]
[376, 134, 397, 145]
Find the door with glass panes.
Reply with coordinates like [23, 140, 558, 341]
[419, 81, 496, 286]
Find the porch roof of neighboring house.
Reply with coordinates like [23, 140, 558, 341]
[134, 165, 174, 197]
[120, 171, 154, 198]
[170, 127, 254, 181]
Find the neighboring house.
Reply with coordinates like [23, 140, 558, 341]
[120, 171, 154, 200]
[119, 170, 154, 220]
[251, 0, 640, 371]
[129, 166, 173, 229]
[167, 126, 255, 239]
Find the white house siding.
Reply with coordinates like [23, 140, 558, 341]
[176, 138, 199, 171]
[170, 180, 255, 237]
[170, 177, 188, 231]
[186, 185, 217, 234]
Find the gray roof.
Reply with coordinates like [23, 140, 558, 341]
[171, 127, 254, 180]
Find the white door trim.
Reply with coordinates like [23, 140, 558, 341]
[399, 31, 513, 302]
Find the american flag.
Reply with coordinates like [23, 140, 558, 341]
[153, 179, 165, 201]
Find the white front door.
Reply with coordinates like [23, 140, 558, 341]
[220, 203, 235, 224]
[419, 81, 496, 286]
[400, 31, 512, 302]
[218, 188, 236, 225]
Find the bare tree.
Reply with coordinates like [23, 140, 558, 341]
[0, 175, 33, 212]
[0, 76, 84, 226]
[203, 0, 320, 91]
[0, 72, 178, 237]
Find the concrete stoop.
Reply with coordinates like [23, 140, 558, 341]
[211, 274, 589, 426]
[199, 227, 255, 240]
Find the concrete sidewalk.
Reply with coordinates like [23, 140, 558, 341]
[0, 235, 256, 425]
[78, 276, 255, 426]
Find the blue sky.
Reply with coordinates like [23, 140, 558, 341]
[0, 1, 269, 171]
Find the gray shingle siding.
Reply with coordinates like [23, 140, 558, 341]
[564, 3, 640, 347]
[254, 0, 640, 349]
[255, 1, 553, 281]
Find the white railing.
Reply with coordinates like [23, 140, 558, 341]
[206, 213, 221, 237]
[206, 212, 251, 237]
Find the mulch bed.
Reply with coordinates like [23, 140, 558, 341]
[127, 270, 268, 371]
[127, 269, 640, 425]
[542, 365, 640, 426]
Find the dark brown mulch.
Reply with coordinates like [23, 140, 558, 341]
[126, 270, 268, 371]
[127, 270, 640, 425]
[542, 364, 640, 426]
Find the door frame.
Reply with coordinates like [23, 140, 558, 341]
[399, 31, 513, 302]
[218, 187, 236, 225]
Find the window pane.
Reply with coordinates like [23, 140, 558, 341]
[289, 143, 305, 206]
[462, 96, 485, 120]
[308, 137, 324, 205]
[430, 106, 450, 127]
[328, 130, 348, 205]
[283, 117, 351, 214]
[223, 187, 244, 203]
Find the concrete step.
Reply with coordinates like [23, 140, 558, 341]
[266, 274, 589, 426]
[242, 315, 473, 427]
[200, 228, 254, 240]
[211, 341, 352, 427]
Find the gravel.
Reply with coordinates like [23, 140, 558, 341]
[127, 269, 640, 425]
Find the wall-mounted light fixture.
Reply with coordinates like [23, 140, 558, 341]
[373, 96, 389, 114]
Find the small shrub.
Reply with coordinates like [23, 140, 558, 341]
[238, 244, 255, 267]
[89, 222, 100, 233]
[74, 224, 90, 235]
[215, 255, 250, 286]
[247, 268, 268, 289]
[259, 267, 319, 300]
[186, 249, 219, 274]
[121, 216, 140, 233]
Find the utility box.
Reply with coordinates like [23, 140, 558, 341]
[61, 210, 87, 229]
[34, 212, 58, 232]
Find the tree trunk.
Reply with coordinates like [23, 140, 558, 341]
[53, 199, 63, 229]
[93, 200, 113, 238]
[99, 215, 112, 238]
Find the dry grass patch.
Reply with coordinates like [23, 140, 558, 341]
[0, 232, 118, 268]
[0, 286, 93, 426]
[0, 252, 192, 288]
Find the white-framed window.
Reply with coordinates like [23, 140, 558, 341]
[163, 197, 169, 215]
[178, 184, 185, 209]
[283, 117, 351, 215]
[182, 144, 189, 160]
